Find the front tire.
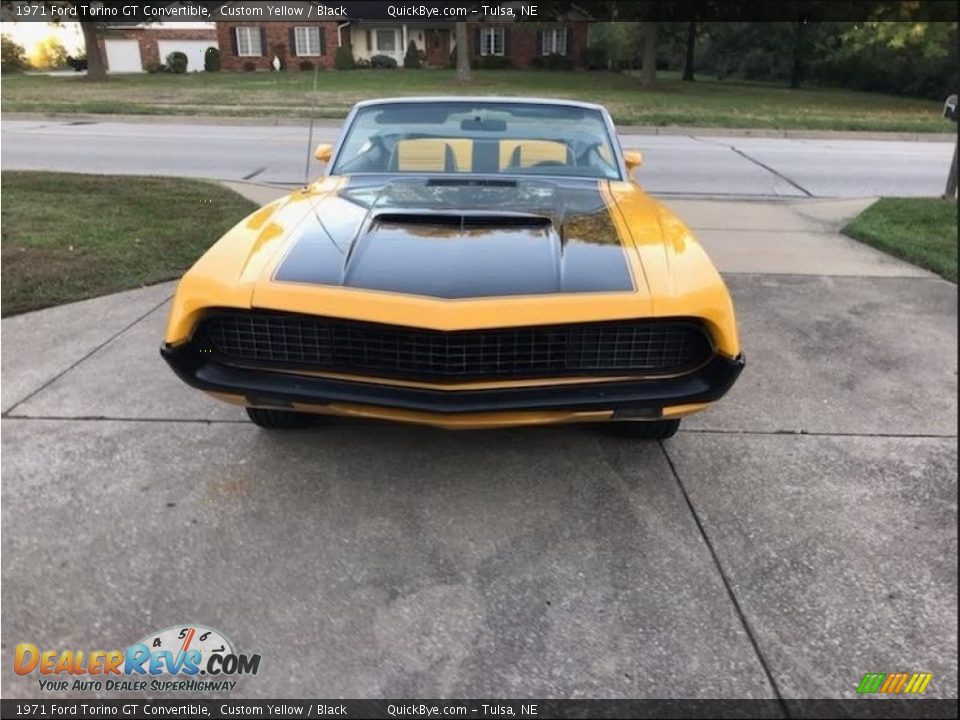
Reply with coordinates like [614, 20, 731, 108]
[246, 407, 312, 430]
[608, 419, 680, 439]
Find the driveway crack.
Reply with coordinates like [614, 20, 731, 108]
[658, 439, 790, 715]
[1, 295, 171, 417]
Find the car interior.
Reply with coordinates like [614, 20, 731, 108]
[332, 104, 621, 179]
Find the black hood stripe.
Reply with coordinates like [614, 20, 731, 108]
[273, 176, 633, 299]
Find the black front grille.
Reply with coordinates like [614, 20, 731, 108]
[199, 311, 714, 382]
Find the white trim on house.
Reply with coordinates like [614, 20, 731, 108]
[480, 27, 505, 56]
[235, 26, 261, 56]
[541, 27, 567, 55]
[293, 26, 322, 56]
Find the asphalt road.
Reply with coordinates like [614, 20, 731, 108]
[2, 119, 955, 197]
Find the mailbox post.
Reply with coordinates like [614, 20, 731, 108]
[944, 94, 957, 199]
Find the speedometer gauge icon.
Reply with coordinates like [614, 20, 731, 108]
[134, 624, 235, 671]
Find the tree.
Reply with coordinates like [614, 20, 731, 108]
[640, 21, 657, 87]
[682, 21, 697, 81]
[0, 0, 187, 82]
[455, 21, 470, 83]
[76, 20, 105, 80]
[789, 21, 807, 88]
[29, 35, 68, 70]
[587, 22, 636, 70]
[1, 33, 29, 72]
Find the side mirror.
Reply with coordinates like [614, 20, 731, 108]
[624, 150, 643, 171]
[314, 143, 333, 163]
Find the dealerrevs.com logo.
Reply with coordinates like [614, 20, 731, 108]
[14, 624, 261, 693]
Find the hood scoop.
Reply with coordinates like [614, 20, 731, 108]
[373, 212, 552, 229]
[268, 177, 637, 299]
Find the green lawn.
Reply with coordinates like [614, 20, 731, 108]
[1, 69, 949, 132]
[844, 198, 958, 282]
[1, 172, 257, 316]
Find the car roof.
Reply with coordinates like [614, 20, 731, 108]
[351, 96, 609, 113]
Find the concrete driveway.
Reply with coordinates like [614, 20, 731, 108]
[1, 190, 956, 703]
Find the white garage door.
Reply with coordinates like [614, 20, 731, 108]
[104, 39, 143, 73]
[157, 40, 218, 73]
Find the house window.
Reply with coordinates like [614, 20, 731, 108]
[375, 29, 397, 53]
[542, 28, 567, 55]
[480, 27, 504, 56]
[294, 26, 321, 56]
[235, 26, 261, 56]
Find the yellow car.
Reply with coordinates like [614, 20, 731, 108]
[162, 98, 743, 438]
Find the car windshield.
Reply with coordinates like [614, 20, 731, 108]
[331, 101, 621, 180]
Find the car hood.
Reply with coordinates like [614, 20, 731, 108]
[253, 176, 649, 301]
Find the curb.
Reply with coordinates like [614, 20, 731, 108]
[3, 112, 955, 142]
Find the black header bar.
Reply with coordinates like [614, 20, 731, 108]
[2, 1, 957, 23]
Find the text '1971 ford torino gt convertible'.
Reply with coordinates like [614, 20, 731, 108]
[161, 98, 743, 438]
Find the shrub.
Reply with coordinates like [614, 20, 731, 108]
[477, 55, 512, 70]
[145, 60, 165, 74]
[299, 59, 315, 71]
[370, 54, 397, 69]
[355, 57, 371, 69]
[581, 46, 608, 71]
[66, 54, 87, 71]
[403, 40, 421, 69]
[29, 36, 68, 70]
[334, 45, 355, 70]
[166, 51, 188, 74]
[204, 46, 220, 72]
[1, 34, 29, 72]
[242, 60, 257, 72]
[537, 53, 574, 71]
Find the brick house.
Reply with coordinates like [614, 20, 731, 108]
[216, 19, 589, 71]
[216, 21, 345, 71]
[100, 24, 218, 73]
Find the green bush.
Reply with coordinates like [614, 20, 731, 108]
[166, 51, 188, 74]
[334, 45, 355, 70]
[204, 46, 220, 72]
[477, 55, 512, 70]
[370, 54, 397, 69]
[355, 57, 371, 69]
[581, 46, 608, 71]
[299, 59, 314, 71]
[145, 60, 165, 74]
[242, 60, 256, 72]
[1, 34, 29, 73]
[530, 53, 574, 71]
[66, 54, 87, 72]
[403, 40, 421, 69]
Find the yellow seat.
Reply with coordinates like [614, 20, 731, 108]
[499, 140, 571, 170]
[393, 138, 473, 172]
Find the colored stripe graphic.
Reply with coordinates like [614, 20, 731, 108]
[903, 673, 933, 694]
[857, 673, 885, 694]
[858, 672, 932, 694]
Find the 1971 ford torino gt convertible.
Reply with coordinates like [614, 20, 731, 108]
[162, 98, 743, 438]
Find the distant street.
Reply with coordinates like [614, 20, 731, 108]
[2, 118, 954, 197]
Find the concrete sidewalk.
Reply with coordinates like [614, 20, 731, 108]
[2, 193, 956, 700]
[5, 112, 955, 142]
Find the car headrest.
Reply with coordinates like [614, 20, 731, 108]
[500, 140, 572, 170]
[392, 139, 459, 172]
